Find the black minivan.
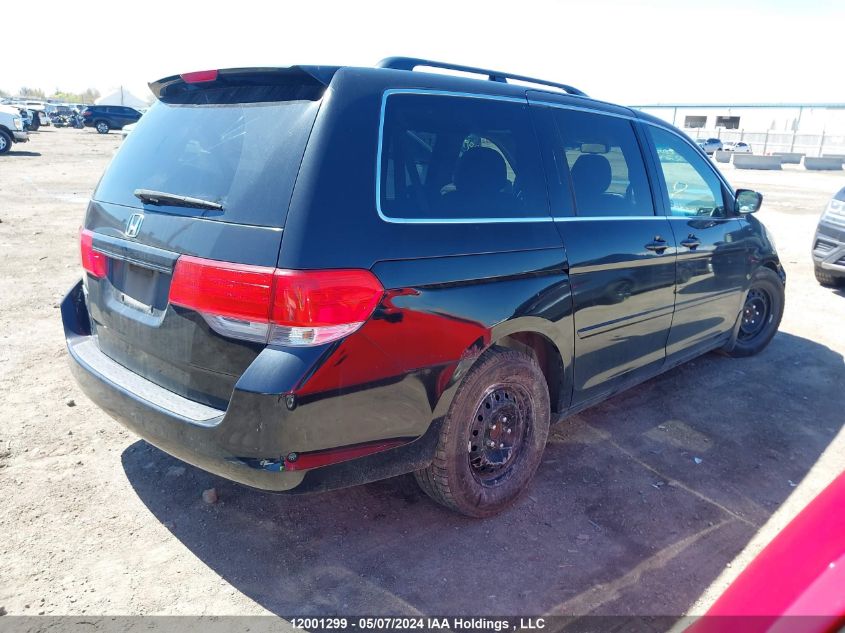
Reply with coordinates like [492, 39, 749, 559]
[63, 59, 785, 517]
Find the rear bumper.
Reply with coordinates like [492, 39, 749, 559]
[61, 280, 437, 493]
[812, 223, 845, 275]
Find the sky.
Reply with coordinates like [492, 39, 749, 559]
[5, 0, 843, 105]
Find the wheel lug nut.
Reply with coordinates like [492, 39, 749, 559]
[502, 416, 508, 423]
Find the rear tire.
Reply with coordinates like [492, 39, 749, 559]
[814, 266, 844, 287]
[414, 347, 550, 518]
[95, 120, 110, 134]
[724, 267, 784, 357]
[0, 130, 11, 154]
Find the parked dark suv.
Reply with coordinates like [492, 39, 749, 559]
[62, 59, 785, 517]
[81, 105, 142, 133]
[812, 186, 845, 286]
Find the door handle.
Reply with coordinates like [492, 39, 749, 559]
[645, 236, 668, 253]
[680, 235, 701, 250]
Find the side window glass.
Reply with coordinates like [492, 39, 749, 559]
[379, 94, 548, 220]
[551, 109, 654, 217]
[648, 126, 726, 218]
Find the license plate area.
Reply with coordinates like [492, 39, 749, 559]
[109, 259, 170, 313]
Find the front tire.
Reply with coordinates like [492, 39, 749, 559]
[725, 268, 784, 357]
[415, 348, 550, 517]
[0, 130, 11, 154]
[814, 266, 844, 287]
[95, 120, 110, 134]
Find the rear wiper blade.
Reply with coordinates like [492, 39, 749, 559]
[133, 188, 223, 211]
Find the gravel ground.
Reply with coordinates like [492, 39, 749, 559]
[0, 128, 842, 622]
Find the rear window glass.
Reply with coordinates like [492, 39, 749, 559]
[94, 98, 320, 227]
[550, 109, 654, 217]
[379, 93, 548, 220]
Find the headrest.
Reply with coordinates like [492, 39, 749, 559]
[570, 153, 612, 195]
[454, 146, 508, 193]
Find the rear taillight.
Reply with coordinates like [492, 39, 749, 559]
[80, 229, 107, 278]
[82, 110, 92, 117]
[168, 255, 384, 347]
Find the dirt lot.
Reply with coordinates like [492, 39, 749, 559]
[1, 128, 843, 621]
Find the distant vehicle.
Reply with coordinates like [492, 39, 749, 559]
[17, 108, 33, 130]
[696, 138, 722, 154]
[0, 104, 29, 154]
[81, 105, 142, 134]
[812, 186, 845, 287]
[120, 122, 137, 139]
[723, 141, 752, 153]
[18, 102, 49, 130]
[687, 471, 845, 633]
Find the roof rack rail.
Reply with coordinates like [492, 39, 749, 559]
[376, 57, 587, 97]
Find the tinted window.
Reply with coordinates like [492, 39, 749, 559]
[550, 109, 654, 217]
[380, 94, 548, 220]
[648, 126, 726, 218]
[94, 98, 320, 227]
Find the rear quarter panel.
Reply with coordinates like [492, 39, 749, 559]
[280, 69, 575, 432]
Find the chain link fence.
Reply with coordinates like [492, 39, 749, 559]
[683, 127, 845, 157]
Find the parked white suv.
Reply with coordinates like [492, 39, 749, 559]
[0, 105, 29, 154]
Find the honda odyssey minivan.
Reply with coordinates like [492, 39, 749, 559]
[62, 58, 785, 517]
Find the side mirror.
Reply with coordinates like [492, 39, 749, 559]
[736, 189, 762, 214]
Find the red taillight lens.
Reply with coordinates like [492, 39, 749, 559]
[271, 270, 385, 327]
[180, 69, 219, 84]
[82, 110, 91, 117]
[80, 229, 107, 278]
[168, 255, 384, 346]
[169, 256, 275, 322]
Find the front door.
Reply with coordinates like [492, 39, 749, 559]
[532, 102, 678, 404]
[645, 125, 747, 359]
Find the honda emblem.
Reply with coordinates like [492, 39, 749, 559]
[125, 213, 144, 238]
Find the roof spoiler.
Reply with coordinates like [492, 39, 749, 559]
[149, 66, 339, 102]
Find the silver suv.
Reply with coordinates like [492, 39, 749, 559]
[696, 138, 723, 155]
[813, 186, 845, 286]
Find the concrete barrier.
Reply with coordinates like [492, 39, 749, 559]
[803, 156, 845, 170]
[772, 152, 804, 164]
[713, 150, 732, 163]
[822, 154, 845, 160]
[732, 154, 782, 170]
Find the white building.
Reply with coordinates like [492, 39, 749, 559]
[632, 103, 845, 134]
[632, 103, 845, 156]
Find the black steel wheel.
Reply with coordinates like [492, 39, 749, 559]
[738, 287, 771, 341]
[468, 384, 533, 485]
[414, 347, 550, 517]
[725, 267, 784, 357]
